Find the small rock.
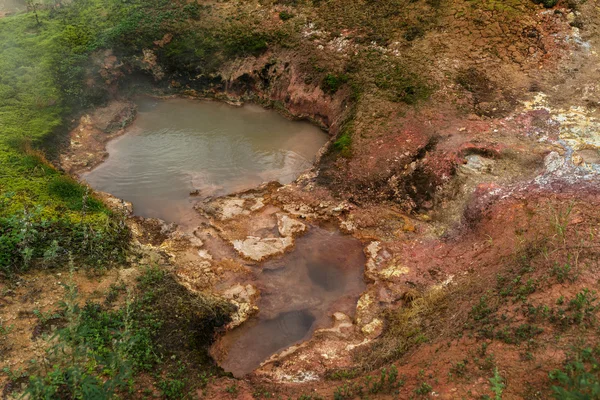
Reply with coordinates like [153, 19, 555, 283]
[276, 213, 307, 237]
[232, 236, 294, 261]
[361, 318, 383, 339]
[544, 151, 565, 173]
[197, 249, 213, 260]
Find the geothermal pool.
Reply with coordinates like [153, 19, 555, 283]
[215, 227, 366, 377]
[83, 97, 365, 376]
[83, 97, 328, 225]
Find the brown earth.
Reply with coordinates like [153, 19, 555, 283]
[4, 0, 600, 398]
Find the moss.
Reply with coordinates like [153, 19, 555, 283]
[333, 125, 354, 158]
[48, 175, 103, 212]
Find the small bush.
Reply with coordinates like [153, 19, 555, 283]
[471, 294, 495, 321]
[532, 0, 559, 8]
[321, 73, 349, 94]
[550, 346, 600, 398]
[279, 10, 294, 20]
[551, 262, 577, 283]
[489, 368, 505, 400]
[551, 289, 598, 328]
[450, 360, 468, 378]
[414, 381, 432, 395]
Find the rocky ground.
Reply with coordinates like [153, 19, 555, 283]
[3, 0, 600, 398]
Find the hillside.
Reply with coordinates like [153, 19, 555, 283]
[1, 0, 600, 399]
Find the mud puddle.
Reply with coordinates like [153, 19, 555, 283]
[0, 0, 26, 13]
[82, 96, 327, 227]
[213, 227, 366, 377]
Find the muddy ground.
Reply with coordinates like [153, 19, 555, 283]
[3, 0, 600, 398]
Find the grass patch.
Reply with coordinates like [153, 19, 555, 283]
[357, 288, 448, 370]
[0, 1, 140, 275]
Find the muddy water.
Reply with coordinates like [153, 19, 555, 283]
[216, 228, 366, 377]
[0, 0, 26, 13]
[83, 97, 327, 225]
[83, 97, 365, 377]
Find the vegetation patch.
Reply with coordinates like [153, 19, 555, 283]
[15, 266, 234, 399]
[332, 366, 403, 399]
[0, 1, 139, 275]
[550, 345, 600, 399]
[321, 73, 349, 94]
[357, 288, 448, 370]
[374, 62, 432, 104]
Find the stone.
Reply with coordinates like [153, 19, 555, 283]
[232, 236, 294, 261]
[544, 151, 565, 173]
[220, 198, 248, 219]
[361, 318, 383, 338]
[197, 249, 213, 260]
[276, 213, 307, 237]
[379, 263, 410, 280]
[222, 283, 259, 328]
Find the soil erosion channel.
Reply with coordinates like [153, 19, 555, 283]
[83, 97, 366, 376]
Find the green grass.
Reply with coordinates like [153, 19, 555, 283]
[0, 3, 135, 275]
[21, 266, 233, 399]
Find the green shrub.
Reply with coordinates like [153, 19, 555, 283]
[471, 294, 495, 321]
[0, 205, 129, 275]
[414, 381, 432, 395]
[279, 10, 295, 20]
[321, 73, 349, 94]
[550, 346, 600, 399]
[489, 368, 505, 400]
[24, 268, 234, 398]
[24, 282, 131, 400]
[532, 0, 559, 8]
